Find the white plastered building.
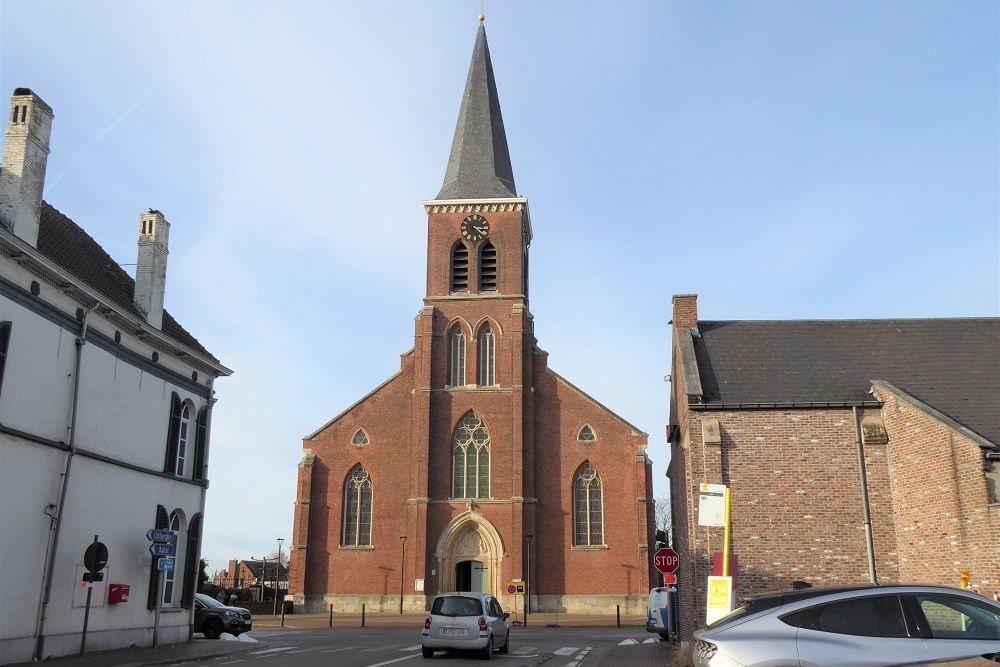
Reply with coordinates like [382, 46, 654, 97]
[0, 88, 232, 663]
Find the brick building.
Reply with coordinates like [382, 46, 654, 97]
[288, 22, 655, 615]
[667, 293, 999, 641]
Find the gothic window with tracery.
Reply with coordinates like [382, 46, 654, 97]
[450, 328, 466, 386]
[452, 412, 490, 499]
[573, 462, 603, 546]
[478, 326, 495, 386]
[578, 425, 596, 442]
[342, 464, 373, 546]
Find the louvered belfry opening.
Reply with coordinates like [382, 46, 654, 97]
[451, 243, 469, 292]
[479, 241, 497, 291]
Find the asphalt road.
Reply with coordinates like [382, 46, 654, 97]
[174, 626, 677, 667]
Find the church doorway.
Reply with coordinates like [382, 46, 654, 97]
[455, 560, 489, 592]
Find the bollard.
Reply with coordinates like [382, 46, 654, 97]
[616, 604, 621, 628]
[362, 603, 366, 628]
[329, 604, 333, 628]
[281, 604, 286, 628]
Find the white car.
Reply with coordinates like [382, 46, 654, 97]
[693, 584, 1000, 667]
[421, 592, 510, 659]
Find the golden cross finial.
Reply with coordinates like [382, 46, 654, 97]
[479, 0, 485, 22]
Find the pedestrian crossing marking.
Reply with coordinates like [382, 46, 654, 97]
[554, 646, 580, 655]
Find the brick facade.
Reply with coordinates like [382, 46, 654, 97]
[668, 294, 999, 642]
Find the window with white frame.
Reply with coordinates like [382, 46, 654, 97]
[162, 512, 181, 605]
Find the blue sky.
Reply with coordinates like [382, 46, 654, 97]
[2, 2, 996, 574]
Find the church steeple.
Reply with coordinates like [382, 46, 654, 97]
[436, 21, 517, 200]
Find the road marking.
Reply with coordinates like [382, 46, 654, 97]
[320, 646, 359, 653]
[566, 647, 592, 667]
[618, 638, 639, 645]
[248, 646, 296, 655]
[363, 653, 422, 667]
[554, 647, 580, 655]
[511, 646, 538, 654]
[286, 647, 327, 654]
[399, 645, 422, 651]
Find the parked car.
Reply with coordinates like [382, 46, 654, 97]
[693, 584, 1000, 667]
[421, 592, 510, 659]
[194, 593, 253, 639]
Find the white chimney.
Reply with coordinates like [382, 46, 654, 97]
[0, 88, 54, 247]
[134, 209, 170, 329]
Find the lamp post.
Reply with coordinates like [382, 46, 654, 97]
[525, 534, 532, 621]
[399, 536, 407, 614]
[273, 538, 284, 615]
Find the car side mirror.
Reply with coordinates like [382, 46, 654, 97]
[503, 612, 510, 620]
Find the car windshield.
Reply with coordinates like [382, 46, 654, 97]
[196, 594, 224, 609]
[432, 596, 483, 617]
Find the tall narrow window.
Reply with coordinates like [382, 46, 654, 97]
[342, 465, 373, 546]
[0, 321, 11, 398]
[162, 512, 181, 605]
[478, 326, 495, 386]
[452, 412, 491, 498]
[147, 505, 169, 610]
[479, 241, 497, 291]
[174, 403, 191, 477]
[573, 462, 603, 546]
[450, 329, 466, 387]
[451, 243, 469, 292]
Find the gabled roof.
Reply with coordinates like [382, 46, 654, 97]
[36, 201, 216, 359]
[436, 22, 517, 200]
[690, 318, 999, 445]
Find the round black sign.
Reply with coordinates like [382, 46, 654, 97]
[84, 542, 109, 573]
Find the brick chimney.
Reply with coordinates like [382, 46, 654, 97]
[672, 294, 699, 330]
[134, 210, 170, 329]
[0, 88, 54, 247]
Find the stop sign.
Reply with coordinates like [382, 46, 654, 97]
[654, 547, 679, 574]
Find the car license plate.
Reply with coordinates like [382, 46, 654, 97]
[442, 628, 467, 636]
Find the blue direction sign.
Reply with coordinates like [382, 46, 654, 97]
[149, 542, 175, 556]
[146, 529, 176, 542]
[157, 557, 175, 571]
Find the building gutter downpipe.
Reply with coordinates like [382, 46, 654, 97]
[852, 406, 878, 585]
[189, 378, 216, 639]
[34, 302, 98, 661]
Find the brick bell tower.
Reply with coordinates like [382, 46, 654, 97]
[408, 17, 537, 596]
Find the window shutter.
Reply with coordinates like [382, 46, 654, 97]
[180, 514, 201, 608]
[147, 505, 169, 610]
[193, 408, 208, 481]
[164, 394, 181, 474]
[0, 322, 11, 398]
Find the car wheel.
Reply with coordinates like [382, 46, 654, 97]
[422, 647, 434, 658]
[498, 631, 509, 654]
[480, 636, 493, 660]
[202, 619, 224, 640]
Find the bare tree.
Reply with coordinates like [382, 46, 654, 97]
[654, 494, 672, 547]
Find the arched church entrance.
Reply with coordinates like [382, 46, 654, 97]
[435, 512, 504, 595]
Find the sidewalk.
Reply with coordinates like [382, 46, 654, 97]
[9, 612, 652, 667]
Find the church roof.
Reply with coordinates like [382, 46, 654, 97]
[689, 318, 999, 445]
[436, 22, 517, 200]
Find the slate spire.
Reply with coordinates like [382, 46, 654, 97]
[436, 21, 517, 200]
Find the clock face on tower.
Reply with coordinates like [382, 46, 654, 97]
[460, 214, 490, 243]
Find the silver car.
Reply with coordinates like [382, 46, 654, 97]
[693, 584, 1000, 667]
[421, 592, 510, 659]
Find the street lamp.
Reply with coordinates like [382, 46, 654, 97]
[273, 538, 284, 615]
[399, 536, 407, 614]
[525, 535, 532, 621]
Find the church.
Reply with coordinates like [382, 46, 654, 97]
[289, 20, 656, 616]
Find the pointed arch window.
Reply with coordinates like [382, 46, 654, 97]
[450, 328, 466, 387]
[578, 425, 596, 443]
[573, 462, 603, 546]
[342, 464, 373, 546]
[478, 325, 495, 386]
[451, 243, 469, 292]
[452, 412, 490, 499]
[162, 511, 182, 605]
[164, 394, 191, 477]
[479, 241, 497, 291]
[147, 505, 169, 610]
[351, 429, 370, 447]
